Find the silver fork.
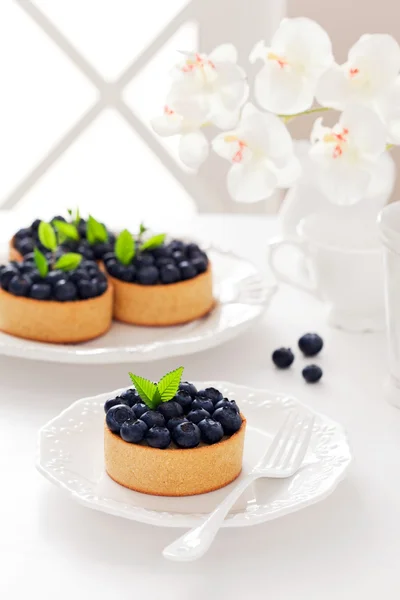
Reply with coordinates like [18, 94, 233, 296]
[163, 411, 315, 562]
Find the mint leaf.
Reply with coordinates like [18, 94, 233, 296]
[87, 215, 108, 245]
[33, 247, 48, 278]
[53, 220, 79, 242]
[115, 229, 135, 265]
[38, 221, 57, 252]
[140, 234, 166, 252]
[67, 208, 73, 217]
[139, 222, 147, 235]
[129, 373, 158, 409]
[54, 253, 82, 272]
[157, 367, 184, 403]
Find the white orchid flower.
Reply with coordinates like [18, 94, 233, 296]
[167, 44, 248, 129]
[316, 34, 400, 112]
[375, 75, 400, 144]
[309, 105, 387, 205]
[151, 105, 209, 170]
[212, 103, 300, 203]
[250, 18, 333, 115]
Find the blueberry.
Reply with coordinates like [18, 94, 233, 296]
[203, 387, 223, 404]
[187, 408, 211, 425]
[120, 419, 148, 443]
[160, 264, 180, 284]
[78, 279, 98, 299]
[116, 265, 136, 282]
[298, 333, 323, 357]
[93, 242, 112, 259]
[157, 400, 183, 420]
[185, 243, 201, 258]
[135, 254, 155, 267]
[146, 426, 171, 449]
[46, 270, 65, 285]
[214, 399, 239, 413]
[14, 227, 32, 240]
[0, 265, 18, 290]
[179, 381, 197, 396]
[15, 238, 34, 255]
[119, 389, 140, 407]
[178, 260, 197, 280]
[105, 404, 134, 433]
[22, 252, 35, 263]
[302, 365, 323, 383]
[171, 421, 201, 448]
[102, 251, 116, 264]
[54, 280, 78, 301]
[61, 240, 79, 253]
[156, 257, 174, 268]
[174, 391, 193, 413]
[8, 274, 32, 296]
[166, 416, 188, 432]
[272, 348, 294, 369]
[140, 410, 166, 429]
[104, 397, 123, 413]
[51, 215, 66, 223]
[77, 243, 95, 260]
[132, 402, 148, 418]
[192, 397, 214, 414]
[213, 407, 242, 435]
[69, 268, 89, 284]
[153, 246, 172, 259]
[108, 232, 116, 245]
[31, 219, 41, 231]
[198, 418, 224, 444]
[81, 260, 98, 271]
[172, 250, 185, 263]
[95, 278, 108, 296]
[169, 240, 185, 252]
[107, 262, 127, 279]
[78, 219, 87, 238]
[137, 266, 159, 285]
[30, 282, 52, 300]
[191, 256, 208, 274]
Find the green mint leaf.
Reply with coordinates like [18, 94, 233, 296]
[33, 247, 48, 278]
[75, 206, 80, 225]
[67, 208, 73, 217]
[157, 367, 184, 403]
[38, 221, 57, 252]
[54, 253, 82, 272]
[87, 215, 108, 245]
[115, 229, 135, 265]
[129, 373, 158, 409]
[140, 233, 166, 252]
[139, 222, 147, 235]
[53, 220, 79, 242]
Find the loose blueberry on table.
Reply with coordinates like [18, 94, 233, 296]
[302, 365, 323, 383]
[272, 347, 295, 369]
[298, 333, 323, 357]
[104, 226, 209, 285]
[104, 367, 243, 450]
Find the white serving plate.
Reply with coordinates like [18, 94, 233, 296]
[37, 382, 352, 528]
[0, 246, 275, 364]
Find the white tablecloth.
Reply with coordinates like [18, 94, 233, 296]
[1, 214, 399, 599]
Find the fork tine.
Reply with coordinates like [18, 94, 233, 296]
[283, 416, 315, 471]
[258, 411, 296, 470]
[269, 411, 300, 468]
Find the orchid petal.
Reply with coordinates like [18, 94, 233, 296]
[315, 64, 351, 110]
[227, 162, 278, 203]
[348, 34, 400, 91]
[179, 131, 209, 170]
[209, 43, 238, 63]
[340, 105, 387, 158]
[151, 113, 183, 137]
[254, 63, 316, 114]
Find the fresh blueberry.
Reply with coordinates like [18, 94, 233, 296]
[166, 416, 188, 432]
[302, 365, 323, 383]
[119, 265, 137, 282]
[140, 410, 166, 429]
[61, 240, 79, 253]
[120, 419, 148, 443]
[78, 219, 87, 238]
[191, 256, 208, 274]
[132, 402, 148, 419]
[78, 279, 98, 299]
[185, 243, 201, 258]
[104, 397, 124, 413]
[146, 426, 171, 449]
[137, 266, 159, 285]
[153, 246, 172, 259]
[172, 250, 185, 263]
[14, 227, 32, 240]
[93, 242, 113, 259]
[77, 243, 95, 260]
[46, 270, 65, 285]
[8, 274, 32, 296]
[119, 389, 140, 407]
[15, 238, 34, 255]
[108, 232, 116, 245]
[157, 400, 183, 420]
[192, 397, 214, 414]
[102, 252, 116, 265]
[169, 240, 185, 252]
[298, 333, 323, 357]
[214, 398, 239, 413]
[30, 282, 52, 300]
[22, 252, 35, 263]
[178, 260, 197, 280]
[156, 257, 175, 268]
[95, 278, 108, 296]
[195, 389, 209, 399]
[198, 418, 224, 445]
[80, 260, 98, 271]
[171, 421, 201, 448]
[160, 264, 180, 284]
[213, 406, 242, 435]
[0, 265, 19, 290]
[174, 391, 193, 413]
[105, 404, 134, 433]
[179, 381, 197, 396]
[51, 215, 66, 223]
[107, 262, 127, 279]
[272, 348, 294, 369]
[69, 268, 89, 284]
[135, 254, 155, 267]
[203, 387, 223, 404]
[187, 408, 211, 424]
[54, 280, 78, 301]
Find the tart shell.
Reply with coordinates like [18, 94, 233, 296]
[0, 284, 113, 343]
[104, 416, 246, 497]
[9, 239, 23, 262]
[109, 267, 214, 326]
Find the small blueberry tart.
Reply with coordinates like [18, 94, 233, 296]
[104, 368, 246, 496]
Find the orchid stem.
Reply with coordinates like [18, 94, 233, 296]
[279, 106, 333, 123]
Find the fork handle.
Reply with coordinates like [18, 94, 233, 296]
[162, 474, 255, 562]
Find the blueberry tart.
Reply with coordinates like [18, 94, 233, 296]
[104, 229, 214, 326]
[0, 223, 113, 343]
[104, 367, 246, 496]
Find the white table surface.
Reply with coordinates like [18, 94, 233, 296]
[1, 213, 399, 599]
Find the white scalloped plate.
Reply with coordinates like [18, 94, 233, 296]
[0, 247, 275, 364]
[37, 382, 352, 528]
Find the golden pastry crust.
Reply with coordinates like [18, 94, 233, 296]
[0, 285, 113, 343]
[104, 416, 246, 497]
[109, 267, 214, 326]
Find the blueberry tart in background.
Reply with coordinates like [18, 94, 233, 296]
[104, 228, 214, 326]
[104, 367, 246, 496]
[0, 222, 113, 343]
[10, 209, 116, 263]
